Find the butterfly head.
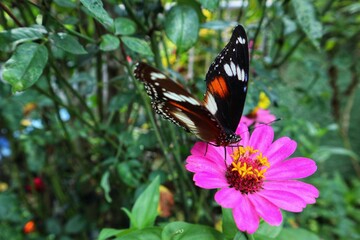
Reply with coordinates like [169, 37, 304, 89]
[216, 130, 241, 146]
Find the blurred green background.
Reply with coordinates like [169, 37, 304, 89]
[0, 0, 359, 239]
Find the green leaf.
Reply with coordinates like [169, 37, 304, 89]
[98, 228, 123, 240]
[113, 227, 162, 240]
[100, 34, 119, 51]
[50, 33, 87, 54]
[275, 228, 320, 240]
[162, 221, 225, 240]
[291, 0, 323, 49]
[222, 208, 238, 239]
[46, 218, 62, 235]
[198, 0, 219, 11]
[100, 171, 112, 203]
[234, 232, 247, 240]
[2, 42, 48, 93]
[131, 176, 160, 229]
[109, 93, 135, 112]
[254, 221, 283, 239]
[114, 17, 136, 35]
[313, 146, 359, 162]
[80, 0, 114, 31]
[0, 25, 47, 52]
[64, 215, 87, 234]
[201, 21, 236, 30]
[53, 0, 77, 8]
[165, 4, 199, 52]
[117, 160, 141, 187]
[121, 36, 153, 56]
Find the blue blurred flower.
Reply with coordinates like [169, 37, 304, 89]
[0, 136, 11, 160]
[59, 108, 70, 121]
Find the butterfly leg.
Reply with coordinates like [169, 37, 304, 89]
[204, 142, 209, 156]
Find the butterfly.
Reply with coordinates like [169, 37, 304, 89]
[134, 25, 249, 146]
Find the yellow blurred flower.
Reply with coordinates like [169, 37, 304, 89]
[23, 103, 36, 115]
[257, 91, 271, 109]
[202, 9, 213, 20]
[215, 218, 222, 232]
[0, 182, 8, 192]
[20, 119, 32, 127]
[199, 28, 216, 38]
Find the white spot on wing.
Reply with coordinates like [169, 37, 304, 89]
[241, 69, 245, 82]
[163, 92, 200, 105]
[236, 66, 242, 81]
[224, 64, 232, 76]
[150, 72, 166, 80]
[172, 111, 197, 132]
[238, 37, 246, 44]
[205, 93, 217, 115]
[230, 62, 236, 75]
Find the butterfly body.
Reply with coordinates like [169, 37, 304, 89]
[134, 25, 249, 146]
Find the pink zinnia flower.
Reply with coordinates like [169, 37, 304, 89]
[241, 108, 276, 127]
[185, 124, 319, 234]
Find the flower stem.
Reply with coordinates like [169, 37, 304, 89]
[246, 233, 256, 240]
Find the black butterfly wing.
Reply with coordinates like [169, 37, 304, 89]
[204, 25, 249, 132]
[134, 62, 225, 143]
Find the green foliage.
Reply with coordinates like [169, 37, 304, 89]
[80, 0, 114, 30]
[50, 33, 88, 54]
[2, 42, 48, 92]
[0, 0, 359, 239]
[114, 18, 137, 36]
[291, 0, 323, 49]
[129, 176, 160, 229]
[165, 5, 199, 53]
[161, 221, 224, 240]
[121, 36, 153, 56]
[0, 25, 47, 52]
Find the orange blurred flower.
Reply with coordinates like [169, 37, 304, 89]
[23, 220, 36, 234]
[23, 103, 37, 116]
[158, 185, 174, 218]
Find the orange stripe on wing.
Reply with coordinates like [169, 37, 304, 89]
[208, 76, 229, 98]
[169, 101, 192, 112]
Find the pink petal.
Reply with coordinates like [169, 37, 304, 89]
[236, 123, 249, 146]
[190, 142, 207, 155]
[247, 194, 282, 226]
[240, 116, 254, 127]
[249, 125, 274, 153]
[233, 195, 259, 234]
[266, 157, 317, 180]
[185, 155, 226, 174]
[263, 181, 319, 204]
[215, 188, 241, 208]
[263, 137, 297, 166]
[193, 172, 228, 189]
[258, 189, 306, 212]
[254, 109, 276, 126]
[188, 147, 226, 168]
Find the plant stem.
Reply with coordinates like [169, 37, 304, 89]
[246, 233, 256, 240]
[250, 0, 267, 62]
[0, 2, 23, 27]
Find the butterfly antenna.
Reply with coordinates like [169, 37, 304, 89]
[248, 117, 282, 132]
[227, 118, 283, 148]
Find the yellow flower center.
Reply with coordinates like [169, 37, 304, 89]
[226, 146, 270, 194]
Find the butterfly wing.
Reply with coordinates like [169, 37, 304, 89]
[134, 62, 226, 143]
[204, 25, 249, 132]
